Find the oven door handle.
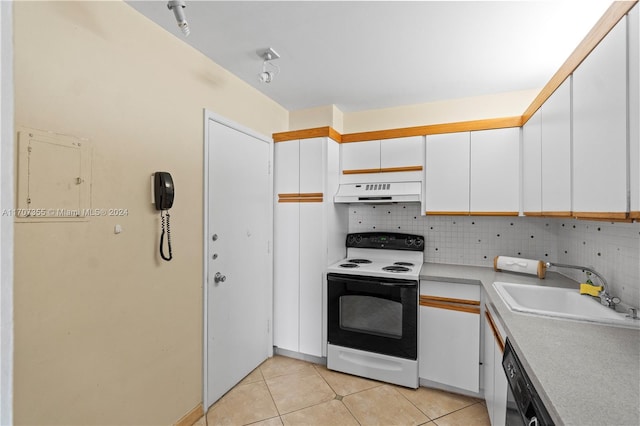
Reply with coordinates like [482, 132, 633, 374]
[379, 282, 417, 288]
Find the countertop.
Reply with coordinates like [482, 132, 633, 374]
[419, 262, 640, 426]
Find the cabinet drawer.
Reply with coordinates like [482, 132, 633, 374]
[420, 280, 480, 301]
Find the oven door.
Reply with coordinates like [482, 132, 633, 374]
[327, 273, 418, 360]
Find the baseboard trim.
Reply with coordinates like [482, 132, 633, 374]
[273, 346, 327, 366]
[174, 403, 204, 426]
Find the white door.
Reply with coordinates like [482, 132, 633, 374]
[205, 115, 272, 408]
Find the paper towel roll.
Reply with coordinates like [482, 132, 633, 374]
[494, 256, 546, 279]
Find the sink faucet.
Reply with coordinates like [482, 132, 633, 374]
[544, 262, 619, 309]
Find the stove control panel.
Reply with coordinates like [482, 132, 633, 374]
[346, 232, 424, 251]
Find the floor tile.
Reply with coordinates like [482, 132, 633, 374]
[248, 416, 284, 426]
[266, 370, 336, 415]
[314, 364, 382, 396]
[281, 399, 359, 426]
[259, 355, 317, 380]
[343, 384, 429, 426]
[395, 386, 480, 420]
[239, 366, 264, 385]
[432, 402, 490, 426]
[192, 415, 206, 426]
[207, 380, 279, 426]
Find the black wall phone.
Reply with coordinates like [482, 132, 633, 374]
[154, 172, 174, 261]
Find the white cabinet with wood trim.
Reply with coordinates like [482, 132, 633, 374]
[470, 128, 520, 215]
[483, 299, 508, 426]
[419, 280, 481, 393]
[522, 78, 572, 216]
[630, 4, 640, 219]
[425, 132, 470, 214]
[274, 137, 346, 357]
[572, 16, 628, 219]
[340, 136, 424, 183]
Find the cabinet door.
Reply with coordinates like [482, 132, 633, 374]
[341, 140, 380, 172]
[541, 78, 572, 214]
[470, 128, 520, 214]
[300, 137, 324, 193]
[275, 140, 300, 194]
[630, 4, 640, 218]
[420, 305, 480, 392]
[573, 17, 628, 216]
[483, 313, 496, 425]
[522, 110, 542, 215]
[299, 203, 324, 357]
[425, 132, 470, 214]
[493, 340, 508, 426]
[273, 202, 300, 352]
[380, 136, 424, 170]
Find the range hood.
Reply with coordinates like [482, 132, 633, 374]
[334, 181, 422, 204]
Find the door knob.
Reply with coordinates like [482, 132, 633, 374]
[214, 272, 226, 283]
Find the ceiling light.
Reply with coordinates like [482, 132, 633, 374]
[167, 1, 190, 37]
[257, 48, 280, 84]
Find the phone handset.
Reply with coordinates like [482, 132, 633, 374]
[154, 172, 174, 262]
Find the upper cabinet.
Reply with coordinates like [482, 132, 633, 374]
[470, 128, 520, 215]
[425, 132, 470, 214]
[425, 128, 519, 216]
[340, 136, 424, 183]
[522, 78, 572, 216]
[572, 16, 628, 219]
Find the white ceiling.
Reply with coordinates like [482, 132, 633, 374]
[127, 1, 613, 113]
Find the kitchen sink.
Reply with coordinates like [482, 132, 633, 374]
[493, 282, 640, 328]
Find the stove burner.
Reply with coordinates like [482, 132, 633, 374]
[348, 259, 372, 264]
[382, 266, 410, 273]
[340, 263, 359, 268]
[394, 262, 414, 267]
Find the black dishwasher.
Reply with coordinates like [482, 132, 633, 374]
[503, 338, 555, 426]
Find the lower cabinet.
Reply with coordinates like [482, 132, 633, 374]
[419, 280, 481, 393]
[483, 300, 508, 426]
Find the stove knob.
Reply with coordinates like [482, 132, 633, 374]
[415, 239, 424, 247]
[355, 235, 362, 245]
[347, 235, 356, 245]
[405, 237, 414, 246]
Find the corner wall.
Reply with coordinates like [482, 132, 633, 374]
[13, 2, 287, 425]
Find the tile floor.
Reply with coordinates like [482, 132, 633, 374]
[195, 355, 490, 426]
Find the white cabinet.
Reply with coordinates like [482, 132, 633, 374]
[522, 79, 572, 216]
[522, 110, 542, 214]
[630, 4, 640, 219]
[419, 280, 481, 393]
[424, 128, 519, 215]
[470, 128, 520, 215]
[573, 16, 628, 218]
[483, 301, 507, 426]
[425, 132, 470, 214]
[340, 136, 424, 183]
[274, 137, 345, 357]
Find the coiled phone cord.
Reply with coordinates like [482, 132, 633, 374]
[160, 210, 173, 261]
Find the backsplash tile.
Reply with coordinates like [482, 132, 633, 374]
[348, 204, 640, 307]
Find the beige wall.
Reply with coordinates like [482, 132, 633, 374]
[13, 2, 287, 425]
[343, 89, 538, 133]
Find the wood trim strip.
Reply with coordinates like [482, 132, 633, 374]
[278, 193, 302, 199]
[469, 212, 520, 217]
[173, 403, 204, 426]
[420, 299, 481, 315]
[297, 198, 324, 203]
[273, 126, 341, 143]
[629, 211, 640, 219]
[379, 166, 423, 173]
[425, 211, 470, 216]
[341, 117, 523, 143]
[485, 310, 505, 353]
[522, 1, 638, 124]
[541, 211, 573, 217]
[420, 295, 480, 306]
[342, 168, 384, 175]
[573, 212, 628, 220]
[523, 212, 544, 217]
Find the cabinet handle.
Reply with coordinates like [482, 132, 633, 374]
[420, 295, 480, 314]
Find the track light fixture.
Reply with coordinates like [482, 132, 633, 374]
[257, 48, 280, 84]
[167, 0, 190, 37]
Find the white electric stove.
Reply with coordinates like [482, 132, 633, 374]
[326, 232, 425, 388]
